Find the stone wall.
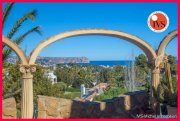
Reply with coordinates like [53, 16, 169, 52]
[37, 90, 148, 118]
[2, 97, 17, 118]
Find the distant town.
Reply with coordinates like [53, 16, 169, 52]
[6, 56, 90, 65]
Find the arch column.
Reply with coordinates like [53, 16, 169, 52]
[148, 55, 164, 115]
[151, 67, 161, 114]
[19, 64, 36, 118]
[151, 67, 160, 94]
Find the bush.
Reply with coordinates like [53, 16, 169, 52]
[93, 87, 127, 101]
[172, 76, 177, 92]
[53, 82, 67, 92]
[168, 92, 177, 107]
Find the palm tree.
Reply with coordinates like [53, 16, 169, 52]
[3, 2, 42, 61]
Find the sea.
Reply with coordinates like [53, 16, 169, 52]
[82, 60, 133, 67]
[87, 60, 178, 67]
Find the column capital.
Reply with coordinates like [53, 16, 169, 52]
[163, 55, 168, 63]
[152, 68, 160, 74]
[148, 55, 164, 70]
[19, 64, 37, 79]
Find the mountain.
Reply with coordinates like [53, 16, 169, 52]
[36, 56, 89, 65]
[5, 56, 89, 65]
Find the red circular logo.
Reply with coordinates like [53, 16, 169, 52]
[148, 11, 169, 32]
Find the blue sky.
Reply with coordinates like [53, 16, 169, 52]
[3, 2, 178, 60]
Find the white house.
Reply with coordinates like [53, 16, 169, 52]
[47, 72, 57, 84]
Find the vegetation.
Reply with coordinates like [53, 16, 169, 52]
[135, 54, 150, 85]
[134, 54, 177, 108]
[3, 54, 152, 102]
[55, 64, 125, 88]
[2, 53, 177, 117]
[93, 87, 127, 101]
[167, 55, 177, 75]
[3, 64, 21, 98]
[3, 63, 22, 118]
[135, 54, 149, 74]
[160, 55, 177, 107]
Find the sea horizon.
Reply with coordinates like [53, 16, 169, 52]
[81, 60, 134, 67]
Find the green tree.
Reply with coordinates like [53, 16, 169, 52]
[135, 54, 148, 74]
[3, 2, 42, 61]
[3, 63, 21, 99]
[73, 67, 95, 88]
[56, 64, 96, 88]
[53, 82, 67, 92]
[159, 55, 177, 106]
[33, 66, 68, 102]
[99, 68, 116, 86]
[3, 63, 22, 118]
[114, 66, 124, 87]
[55, 65, 75, 87]
[167, 55, 177, 75]
[135, 54, 149, 85]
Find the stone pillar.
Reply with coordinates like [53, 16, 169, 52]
[151, 67, 160, 94]
[151, 67, 161, 115]
[20, 65, 36, 118]
[149, 56, 163, 115]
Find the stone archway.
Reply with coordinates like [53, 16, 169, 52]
[29, 29, 157, 64]
[2, 36, 36, 118]
[154, 29, 178, 113]
[29, 28, 161, 115]
[29, 28, 160, 95]
[157, 30, 178, 56]
[2, 28, 177, 118]
[2, 36, 28, 65]
[154, 30, 178, 91]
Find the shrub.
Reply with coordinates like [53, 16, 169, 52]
[93, 87, 127, 101]
[53, 82, 67, 92]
